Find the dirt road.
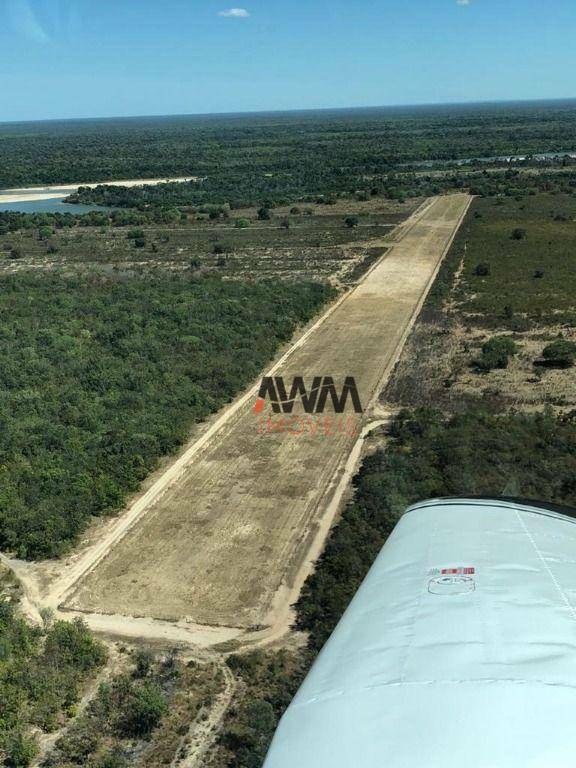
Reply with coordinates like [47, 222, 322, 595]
[61, 194, 471, 632]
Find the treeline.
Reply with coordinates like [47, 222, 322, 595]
[0, 207, 183, 236]
[0, 273, 335, 559]
[66, 166, 576, 217]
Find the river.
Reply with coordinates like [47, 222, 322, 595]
[0, 177, 195, 214]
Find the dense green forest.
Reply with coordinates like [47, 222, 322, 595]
[0, 570, 107, 767]
[0, 274, 334, 559]
[2, 101, 576, 204]
[66, 165, 576, 212]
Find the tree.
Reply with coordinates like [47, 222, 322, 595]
[4, 731, 38, 767]
[257, 207, 271, 221]
[474, 263, 490, 277]
[474, 335, 519, 372]
[541, 339, 576, 368]
[345, 216, 359, 228]
[511, 227, 527, 240]
[43, 618, 107, 671]
[126, 228, 145, 240]
[116, 682, 167, 737]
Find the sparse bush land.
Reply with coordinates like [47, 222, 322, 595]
[444, 194, 576, 328]
[42, 647, 223, 768]
[0, 273, 334, 558]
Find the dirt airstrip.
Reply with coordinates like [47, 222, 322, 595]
[60, 194, 471, 633]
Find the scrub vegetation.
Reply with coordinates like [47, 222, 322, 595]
[0, 567, 107, 767]
[42, 648, 223, 768]
[3, 103, 576, 768]
[449, 193, 576, 327]
[385, 192, 576, 415]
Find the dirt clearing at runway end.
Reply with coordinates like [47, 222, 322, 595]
[65, 194, 472, 630]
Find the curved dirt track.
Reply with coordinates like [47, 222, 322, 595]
[62, 194, 472, 636]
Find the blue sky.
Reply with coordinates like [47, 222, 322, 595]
[0, 0, 575, 122]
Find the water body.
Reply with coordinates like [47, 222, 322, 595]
[0, 197, 106, 214]
[408, 150, 576, 169]
[0, 177, 194, 214]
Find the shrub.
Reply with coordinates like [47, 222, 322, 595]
[474, 335, 519, 371]
[133, 648, 154, 678]
[115, 681, 167, 737]
[474, 263, 490, 276]
[126, 229, 145, 240]
[345, 216, 359, 228]
[511, 227, 527, 240]
[4, 731, 38, 767]
[257, 207, 271, 221]
[541, 339, 576, 368]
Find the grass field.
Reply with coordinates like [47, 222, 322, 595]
[384, 192, 576, 414]
[451, 193, 576, 326]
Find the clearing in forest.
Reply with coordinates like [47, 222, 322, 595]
[66, 194, 472, 629]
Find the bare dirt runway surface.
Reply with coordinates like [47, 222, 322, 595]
[65, 194, 471, 631]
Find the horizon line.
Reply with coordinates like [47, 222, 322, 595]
[2, 95, 576, 127]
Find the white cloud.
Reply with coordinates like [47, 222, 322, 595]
[218, 8, 250, 17]
[456, 0, 471, 5]
[7, 0, 51, 43]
